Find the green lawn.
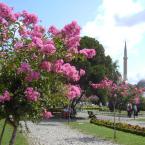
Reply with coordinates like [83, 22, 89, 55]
[0, 120, 28, 145]
[68, 121, 145, 145]
[133, 118, 145, 122]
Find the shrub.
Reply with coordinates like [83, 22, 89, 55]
[90, 118, 145, 136]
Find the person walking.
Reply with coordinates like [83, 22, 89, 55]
[127, 103, 132, 118]
[133, 104, 137, 119]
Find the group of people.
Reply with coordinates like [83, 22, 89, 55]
[127, 103, 138, 118]
[62, 106, 76, 119]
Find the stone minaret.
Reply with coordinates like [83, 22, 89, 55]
[123, 41, 127, 81]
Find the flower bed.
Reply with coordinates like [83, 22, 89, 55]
[90, 118, 145, 136]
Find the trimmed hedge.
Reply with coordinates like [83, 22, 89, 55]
[90, 118, 145, 137]
[82, 106, 109, 111]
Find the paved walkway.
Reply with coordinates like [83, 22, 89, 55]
[25, 120, 119, 145]
[22, 111, 145, 145]
[77, 111, 145, 127]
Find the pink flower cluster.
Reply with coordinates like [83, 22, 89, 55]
[0, 2, 17, 25]
[31, 25, 45, 38]
[79, 49, 96, 59]
[0, 90, 11, 103]
[134, 97, 140, 104]
[62, 21, 81, 52]
[62, 21, 80, 38]
[25, 71, 40, 82]
[48, 25, 60, 36]
[48, 21, 81, 52]
[79, 69, 85, 77]
[91, 78, 113, 89]
[31, 37, 56, 55]
[43, 109, 53, 119]
[40, 61, 52, 72]
[41, 41, 56, 55]
[61, 63, 80, 81]
[32, 36, 43, 48]
[17, 62, 40, 82]
[17, 62, 31, 74]
[21, 10, 38, 25]
[117, 83, 129, 97]
[14, 41, 23, 50]
[67, 85, 81, 100]
[24, 87, 40, 102]
[53, 59, 80, 81]
[53, 59, 64, 73]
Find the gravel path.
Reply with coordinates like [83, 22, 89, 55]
[25, 120, 119, 145]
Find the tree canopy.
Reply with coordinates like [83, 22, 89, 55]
[72, 36, 121, 105]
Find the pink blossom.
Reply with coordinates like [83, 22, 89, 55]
[18, 25, 29, 37]
[53, 59, 64, 73]
[66, 36, 80, 49]
[31, 25, 45, 38]
[21, 10, 38, 25]
[67, 47, 79, 54]
[79, 69, 85, 77]
[43, 110, 52, 119]
[0, 17, 8, 26]
[67, 85, 81, 100]
[14, 41, 23, 50]
[41, 44, 56, 55]
[61, 63, 80, 81]
[48, 25, 60, 36]
[135, 97, 140, 104]
[40, 61, 52, 72]
[62, 21, 81, 37]
[25, 71, 40, 82]
[24, 87, 40, 102]
[79, 49, 96, 58]
[17, 62, 31, 74]
[0, 90, 11, 103]
[0, 2, 17, 22]
[91, 83, 102, 89]
[14, 12, 21, 19]
[91, 78, 113, 90]
[32, 37, 43, 48]
[61, 21, 81, 51]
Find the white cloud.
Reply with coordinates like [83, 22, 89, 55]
[82, 0, 145, 84]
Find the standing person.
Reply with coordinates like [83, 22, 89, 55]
[127, 103, 132, 118]
[63, 106, 69, 119]
[133, 104, 137, 119]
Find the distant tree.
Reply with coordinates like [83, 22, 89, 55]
[137, 79, 145, 88]
[71, 36, 121, 108]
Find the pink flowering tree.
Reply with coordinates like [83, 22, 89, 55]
[91, 78, 144, 114]
[0, 3, 96, 145]
[91, 77, 144, 138]
[69, 36, 120, 112]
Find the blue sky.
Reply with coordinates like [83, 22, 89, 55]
[1, 0, 145, 84]
[1, 0, 101, 28]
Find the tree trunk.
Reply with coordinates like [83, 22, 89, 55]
[0, 118, 7, 145]
[24, 121, 30, 133]
[113, 102, 116, 139]
[68, 100, 71, 124]
[71, 92, 85, 111]
[9, 125, 18, 145]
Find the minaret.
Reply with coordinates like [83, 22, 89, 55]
[123, 41, 127, 81]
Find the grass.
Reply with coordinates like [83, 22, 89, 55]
[0, 120, 28, 145]
[134, 118, 145, 122]
[68, 121, 145, 145]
